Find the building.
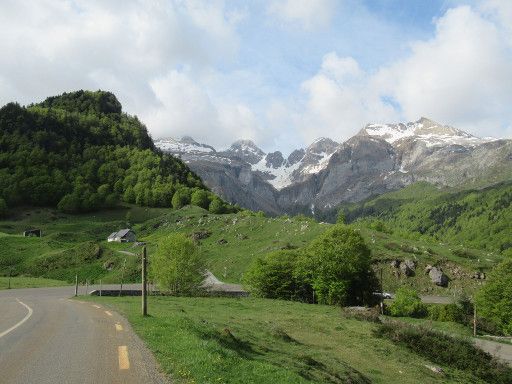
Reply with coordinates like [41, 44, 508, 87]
[23, 229, 42, 237]
[107, 229, 136, 243]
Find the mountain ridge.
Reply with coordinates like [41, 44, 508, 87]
[155, 117, 511, 216]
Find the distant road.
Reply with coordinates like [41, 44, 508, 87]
[0, 285, 169, 384]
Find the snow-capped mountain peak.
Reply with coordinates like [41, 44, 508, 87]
[361, 117, 496, 147]
[154, 136, 215, 154]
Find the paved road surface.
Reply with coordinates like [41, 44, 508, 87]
[474, 338, 512, 366]
[0, 285, 169, 384]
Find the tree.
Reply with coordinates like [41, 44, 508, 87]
[209, 197, 225, 214]
[475, 259, 512, 335]
[336, 210, 346, 224]
[190, 189, 210, 209]
[172, 188, 191, 209]
[243, 250, 307, 300]
[0, 198, 7, 217]
[296, 225, 377, 306]
[150, 233, 205, 295]
[388, 287, 427, 318]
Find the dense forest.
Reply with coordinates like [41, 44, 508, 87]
[342, 182, 512, 253]
[0, 90, 235, 213]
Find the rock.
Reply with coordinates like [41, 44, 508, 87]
[217, 238, 228, 245]
[425, 365, 443, 374]
[190, 231, 211, 241]
[403, 259, 416, 271]
[429, 267, 448, 287]
[400, 262, 414, 277]
[390, 259, 400, 268]
[425, 264, 433, 274]
[473, 271, 486, 280]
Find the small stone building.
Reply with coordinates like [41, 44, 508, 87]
[23, 229, 42, 237]
[107, 229, 136, 243]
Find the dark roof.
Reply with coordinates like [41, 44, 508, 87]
[116, 229, 133, 238]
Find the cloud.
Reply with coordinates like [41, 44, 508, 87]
[294, 53, 398, 143]
[294, 5, 512, 142]
[381, 5, 512, 137]
[267, 0, 336, 30]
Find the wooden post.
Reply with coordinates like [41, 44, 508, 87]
[74, 274, 78, 297]
[380, 268, 384, 315]
[473, 302, 477, 337]
[85, 280, 88, 295]
[142, 247, 147, 316]
[100, 280, 102, 297]
[119, 258, 126, 297]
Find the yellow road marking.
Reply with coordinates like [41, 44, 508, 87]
[115, 323, 123, 331]
[105, 311, 113, 317]
[92, 305, 101, 309]
[118, 346, 130, 370]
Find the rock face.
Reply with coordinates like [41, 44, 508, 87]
[429, 267, 449, 287]
[155, 117, 512, 216]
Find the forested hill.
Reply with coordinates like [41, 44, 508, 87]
[343, 181, 512, 253]
[0, 90, 230, 213]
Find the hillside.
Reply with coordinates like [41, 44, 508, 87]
[343, 181, 512, 253]
[0, 90, 224, 213]
[0, 205, 504, 296]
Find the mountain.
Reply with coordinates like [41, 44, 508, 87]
[0, 90, 235, 214]
[155, 118, 512, 217]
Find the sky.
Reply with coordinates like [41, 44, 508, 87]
[1, 0, 512, 154]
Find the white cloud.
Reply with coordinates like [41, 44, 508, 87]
[293, 5, 512, 142]
[382, 5, 512, 137]
[295, 53, 398, 143]
[268, 0, 336, 30]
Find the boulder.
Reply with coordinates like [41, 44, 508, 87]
[425, 264, 433, 274]
[399, 259, 415, 276]
[390, 259, 400, 268]
[429, 267, 448, 287]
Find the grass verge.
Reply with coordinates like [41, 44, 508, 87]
[0, 276, 68, 290]
[84, 295, 494, 383]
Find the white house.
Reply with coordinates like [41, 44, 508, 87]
[107, 229, 136, 243]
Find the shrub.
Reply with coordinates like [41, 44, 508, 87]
[375, 322, 512, 383]
[208, 198, 225, 214]
[295, 225, 378, 306]
[150, 233, 205, 295]
[388, 287, 427, 318]
[428, 303, 465, 323]
[0, 198, 7, 217]
[190, 189, 210, 209]
[243, 250, 308, 301]
[475, 259, 512, 335]
[171, 187, 191, 209]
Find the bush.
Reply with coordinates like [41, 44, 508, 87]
[190, 189, 210, 209]
[243, 250, 308, 300]
[295, 225, 378, 306]
[172, 187, 191, 209]
[150, 233, 205, 295]
[208, 198, 225, 214]
[475, 259, 512, 335]
[388, 287, 427, 318]
[428, 303, 466, 323]
[375, 322, 512, 383]
[0, 198, 7, 217]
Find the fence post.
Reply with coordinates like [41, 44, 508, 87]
[74, 274, 78, 297]
[473, 302, 477, 337]
[142, 247, 147, 316]
[100, 280, 102, 297]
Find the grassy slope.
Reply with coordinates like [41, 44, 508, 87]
[344, 181, 512, 252]
[0, 276, 68, 290]
[86, 295, 485, 384]
[0, 204, 504, 295]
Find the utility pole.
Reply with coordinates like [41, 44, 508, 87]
[119, 258, 127, 297]
[142, 247, 147, 316]
[74, 274, 78, 296]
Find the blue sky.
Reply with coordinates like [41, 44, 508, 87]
[0, 0, 511, 153]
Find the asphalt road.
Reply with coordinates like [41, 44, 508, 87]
[0, 285, 170, 384]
